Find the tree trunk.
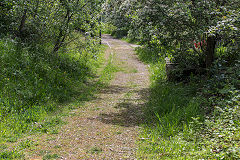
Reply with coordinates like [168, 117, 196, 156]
[53, 10, 71, 54]
[53, 29, 64, 53]
[205, 36, 216, 68]
[52, 0, 85, 53]
[18, 9, 27, 37]
[99, 16, 102, 45]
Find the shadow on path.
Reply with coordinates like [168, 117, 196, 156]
[99, 85, 130, 94]
[96, 88, 150, 127]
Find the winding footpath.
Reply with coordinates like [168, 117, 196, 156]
[30, 35, 150, 159]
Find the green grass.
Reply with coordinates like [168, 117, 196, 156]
[0, 34, 114, 158]
[136, 47, 204, 159]
[87, 146, 103, 154]
[136, 47, 240, 159]
[98, 51, 118, 84]
[137, 81, 205, 159]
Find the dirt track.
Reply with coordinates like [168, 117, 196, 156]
[29, 35, 150, 159]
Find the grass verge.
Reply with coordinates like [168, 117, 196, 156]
[136, 47, 240, 159]
[0, 34, 116, 159]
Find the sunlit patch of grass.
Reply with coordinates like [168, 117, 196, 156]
[18, 139, 34, 150]
[131, 68, 138, 73]
[137, 80, 204, 159]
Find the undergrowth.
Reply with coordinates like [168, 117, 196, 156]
[0, 34, 113, 159]
[136, 47, 240, 159]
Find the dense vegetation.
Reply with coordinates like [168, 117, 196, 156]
[0, 0, 109, 158]
[105, 0, 240, 159]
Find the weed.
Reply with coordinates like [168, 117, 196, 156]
[6, 136, 18, 143]
[53, 145, 61, 149]
[88, 146, 103, 154]
[123, 67, 138, 74]
[115, 131, 122, 135]
[0, 150, 23, 159]
[124, 91, 133, 99]
[49, 129, 59, 135]
[0, 144, 7, 151]
[131, 68, 138, 73]
[19, 139, 34, 149]
[39, 150, 50, 156]
[43, 153, 59, 160]
[98, 52, 118, 83]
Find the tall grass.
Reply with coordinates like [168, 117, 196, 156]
[136, 46, 240, 159]
[136, 47, 206, 159]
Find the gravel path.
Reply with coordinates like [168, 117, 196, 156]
[30, 35, 150, 160]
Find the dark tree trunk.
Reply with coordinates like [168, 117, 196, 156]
[53, 10, 71, 54]
[99, 16, 102, 45]
[53, 0, 85, 54]
[216, 0, 227, 6]
[18, 9, 27, 37]
[205, 36, 216, 68]
[191, 0, 195, 5]
[53, 29, 64, 53]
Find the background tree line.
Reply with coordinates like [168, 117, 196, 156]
[105, 0, 239, 71]
[1, 0, 103, 51]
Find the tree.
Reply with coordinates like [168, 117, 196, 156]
[0, 0, 104, 53]
[103, 0, 138, 38]
[105, 0, 240, 70]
